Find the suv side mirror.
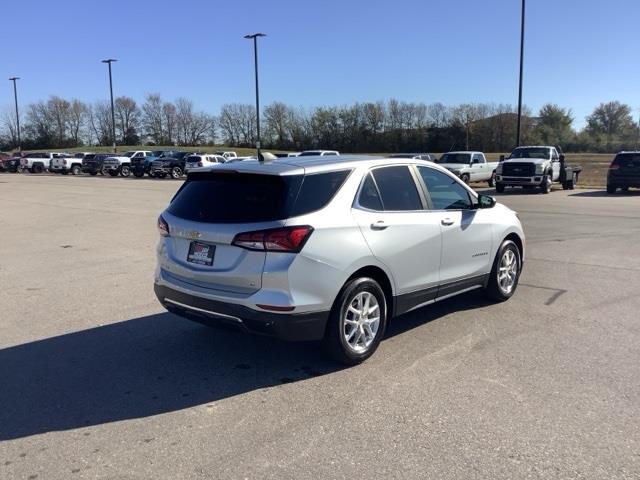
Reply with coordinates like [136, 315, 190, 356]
[477, 194, 496, 209]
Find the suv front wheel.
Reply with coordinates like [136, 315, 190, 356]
[485, 240, 521, 301]
[323, 277, 387, 365]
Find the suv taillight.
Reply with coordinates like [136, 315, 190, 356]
[157, 215, 170, 237]
[232, 226, 313, 253]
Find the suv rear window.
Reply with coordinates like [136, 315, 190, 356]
[168, 170, 350, 223]
[613, 153, 640, 167]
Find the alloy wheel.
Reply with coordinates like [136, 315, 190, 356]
[498, 249, 518, 295]
[343, 291, 380, 353]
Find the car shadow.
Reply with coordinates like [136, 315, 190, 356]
[0, 313, 340, 441]
[569, 190, 640, 197]
[386, 289, 492, 339]
[0, 291, 492, 441]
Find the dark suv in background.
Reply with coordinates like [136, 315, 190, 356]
[607, 152, 640, 193]
[82, 153, 112, 175]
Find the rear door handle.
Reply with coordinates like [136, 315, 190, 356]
[441, 218, 455, 226]
[370, 221, 388, 230]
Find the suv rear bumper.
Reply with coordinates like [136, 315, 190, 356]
[154, 283, 329, 341]
[608, 173, 640, 188]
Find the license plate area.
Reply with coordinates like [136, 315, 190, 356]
[187, 241, 215, 266]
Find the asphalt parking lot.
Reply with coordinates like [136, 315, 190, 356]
[1, 174, 639, 479]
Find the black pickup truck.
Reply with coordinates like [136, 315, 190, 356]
[149, 152, 192, 179]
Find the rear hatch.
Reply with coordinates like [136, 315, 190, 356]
[161, 171, 304, 295]
[611, 153, 640, 179]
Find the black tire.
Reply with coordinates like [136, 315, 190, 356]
[495, 182, 505, 193]
[323, 277, 388, 365]
[71, 165, 82, 176]
[485, 240, 522, 302]
[101, 166, 109, 176]
[120, 165, 131, 177]
[34, 164, 44, 174]
[569, 173, 577, 190]
[108, 170, 119, 177]
[488, 171, 496, 187]
[562, 182, 569, 190]
[606, 184, 616, 194]
[170, 166, 183, 179]
[621, 186, 629, 192]
[133, 171, 144, 178]
[61, 171, 69, 175]
[90, 172, 98, 176]
[460, 173, 470, 184]
[157, 173, 167, 179]
[540, 174, 552, 194]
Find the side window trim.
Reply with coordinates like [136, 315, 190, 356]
[354, 171, 385, 212]
[416, 165, 476, 212]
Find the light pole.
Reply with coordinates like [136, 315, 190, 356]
[8, 77, 21, 152]
[244, 33, 266, 161]
[101, 59, 117, 153]
[516, 0, 526, 147]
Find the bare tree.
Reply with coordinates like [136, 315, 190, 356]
[142, 94, 164, 144]
[89, 101, 113, 146]
[162, 102, 176, 145]
[67, 99, 88, 146]
[114, 96, 140, 144]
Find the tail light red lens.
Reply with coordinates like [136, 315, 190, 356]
[609, 163, 619, 170]
[157, 215, 170, 237]
[232, 226, 313, 253]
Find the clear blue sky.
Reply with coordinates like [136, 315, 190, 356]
[1, 0, 638, 129]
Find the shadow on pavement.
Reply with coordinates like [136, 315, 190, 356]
[569, 189, 640, 197]
[0, 290, 491, 441]
[0, 313, 339, 441]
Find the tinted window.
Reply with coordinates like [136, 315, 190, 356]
[439, 153, 471, 164]
[358, 173, 383, 211]
[372, 166, 422, 211]
[290, 170, 350, 216]
[187, 156, 201, 162]
[613, 153, 640, 168]
[510, 147, 550, 159]
[418, 167, 472, 210]
[472, 154, 484, 163]
[298, 151, 320, 157]
[168, 172, 303, 223]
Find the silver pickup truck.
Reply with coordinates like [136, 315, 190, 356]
[436, 151, 499, 186]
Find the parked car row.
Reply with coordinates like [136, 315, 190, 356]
[10, 146, 640, 196]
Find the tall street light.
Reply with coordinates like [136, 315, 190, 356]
[244, 33, 266, 161]
[515, 0, 526, 147]
[101, 59, 117, 153]
[8, 77, 21, 152]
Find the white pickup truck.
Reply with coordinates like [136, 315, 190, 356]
[50, 152, 92, 175]
[101, 150, 154, 177]
[495, 146, 583, 194]
[20, 152, 71, 173]
[436, 151, 499, 186]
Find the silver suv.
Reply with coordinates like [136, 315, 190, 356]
[154, 156, 525, 364]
